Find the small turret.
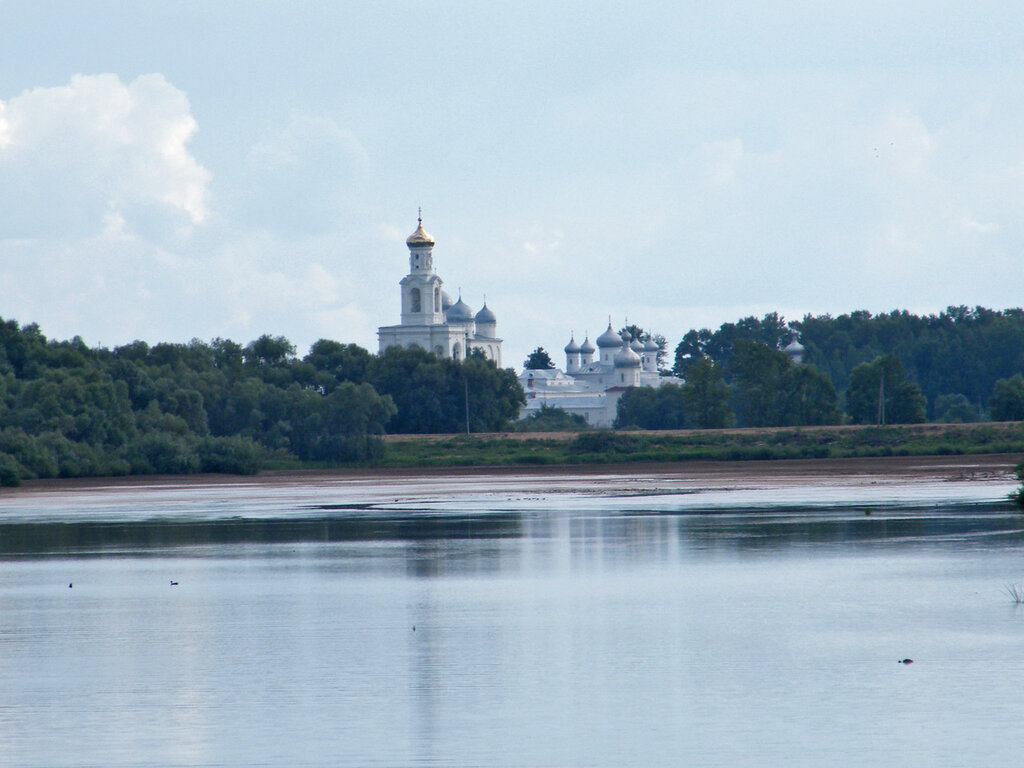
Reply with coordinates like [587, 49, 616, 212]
[579, 335, 596, 365]
[564, 334, 582, 373]
[446, 295, 474, 324]
[784, 337, 805, 364]
[642, 337, 660, 372]
[614, 338, 642, 386]
[597, 322, 622, 363]
[475, 303, 497, 338]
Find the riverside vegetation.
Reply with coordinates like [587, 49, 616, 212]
[0, 319, 522, 485]
[4, 304, 1024, 484]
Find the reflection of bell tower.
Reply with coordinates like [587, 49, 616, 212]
[400, 210, 444, 326]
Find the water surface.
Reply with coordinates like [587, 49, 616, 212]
[2, 465, 1023, 766]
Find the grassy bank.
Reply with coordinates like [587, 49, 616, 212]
[377, 422, 1024, 468]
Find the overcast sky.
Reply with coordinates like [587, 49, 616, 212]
[3, 2, 1024, 370]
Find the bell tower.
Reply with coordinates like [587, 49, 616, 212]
[400, 210, 444, 325]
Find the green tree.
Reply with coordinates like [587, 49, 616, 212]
[370, 346, 524, 434]
[461, 355, 526, 432]
[990, 375, 1024, 421]
[673, 312, 792, 376]
[524, 347, 555, 370]
[614, 384, 688, 429]
[846, 355, 926, 424]
[728, 341, 791, 427]
[778, 364, 841, 426]
[303, 340, 373, 390]
[244, 335, 296, 368]
[933, 393, 981, 423]
[725, 340, 839, 427]
[681, 358, 733, 428]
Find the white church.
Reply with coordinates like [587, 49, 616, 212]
[518, 324, 669, 427]
[377, 212, 673, 428]
[377, 214, 502, 365]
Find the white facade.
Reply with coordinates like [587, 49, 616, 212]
[519, 323, 671, 427]
[378, 216, 502, 365]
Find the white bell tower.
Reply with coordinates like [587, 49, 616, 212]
[400, 209, 444, 326]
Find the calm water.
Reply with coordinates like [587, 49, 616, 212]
[2, 472, 1024, 767]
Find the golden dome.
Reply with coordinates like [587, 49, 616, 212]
[406, 210, 435, 247]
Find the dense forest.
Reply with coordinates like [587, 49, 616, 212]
[632, 306, 1024, 430]
[5, 304, 1024, 482]
[0, 319, 523, 484]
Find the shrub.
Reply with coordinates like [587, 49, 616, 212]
[198, 436, 263, 475]
[0, 454, 24, 486]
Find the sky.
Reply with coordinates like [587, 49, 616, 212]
[2, 2, 1024, 371]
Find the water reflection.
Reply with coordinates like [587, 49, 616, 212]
[3, 501, 1022, 568]
[5, 485, 1024, 767]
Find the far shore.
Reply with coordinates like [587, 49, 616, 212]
[6, 452, 1020, 496]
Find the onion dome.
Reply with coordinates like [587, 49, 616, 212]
[406, 213, 435, 247]
[564, 335, 581, 354]
[784, 338, 804, 354]
[475, 303, 497, 324]
[446, 296, 474, 322]
[614, 342, 642, 368]
[579, 336, 596, 354]
[596, 323, 622, 348]
[643, 338, 660, 352]
[441, 291, 453, 311]
[630, 338, 644, 353]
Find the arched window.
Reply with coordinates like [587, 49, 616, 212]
[410, 288, 421, 313]
[434, 287, 440, 311]
[452, 343, 462, 361]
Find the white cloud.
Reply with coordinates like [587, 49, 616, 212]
[0, 73, 210, 240]
[961, 217, 999, 234]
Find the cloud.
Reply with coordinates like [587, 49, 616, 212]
[233, 113, 370, 234]
[0, 73, 210, 240]
[0, 72, 390, 354]
[961, 217, 999, 234]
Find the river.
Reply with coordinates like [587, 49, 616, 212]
[2, 457, 1023, 766]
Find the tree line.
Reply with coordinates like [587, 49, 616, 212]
[615, 307, 1024, 430]
[0, 319, 524, 484]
